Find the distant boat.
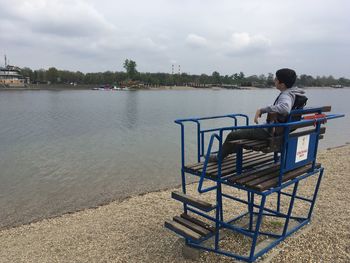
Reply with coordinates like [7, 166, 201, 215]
[92, 85, 129, 91]
[331, 84, 343, 88]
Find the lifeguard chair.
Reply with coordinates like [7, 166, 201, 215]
[165, 106, 344, 262]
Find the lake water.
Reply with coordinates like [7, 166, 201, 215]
[0, 88, 348, 228]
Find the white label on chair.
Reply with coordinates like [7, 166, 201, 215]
[295, 135, 310, 163]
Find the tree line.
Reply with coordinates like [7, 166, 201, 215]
[20, 59, 350, 87]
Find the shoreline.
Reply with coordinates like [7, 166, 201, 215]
[1, 84, 349, 91]
[0, 84, 250, 91]
[0, 142, 347, 232]
[0, 145, 349, 262]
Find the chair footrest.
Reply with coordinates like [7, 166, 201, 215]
[171, 191, 216, 212]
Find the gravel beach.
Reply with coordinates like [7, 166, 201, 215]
[0, 145, 349, 263]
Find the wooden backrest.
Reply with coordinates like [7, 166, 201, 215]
[267, 105, 331, 136]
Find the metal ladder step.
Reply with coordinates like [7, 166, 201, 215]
[165, 220, 202, 242]
[171, 191, 216, 212]
[165, 214, 215, 243]
[180, 213, 216, 233]
[173, 216, 211, 236]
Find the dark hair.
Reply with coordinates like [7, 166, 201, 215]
[276, 68, 296, 89]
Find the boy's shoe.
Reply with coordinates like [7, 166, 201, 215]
[207, 154, 218, 163]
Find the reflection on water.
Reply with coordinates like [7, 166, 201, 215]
[124, 91, 139, 129]
[0, 88, 348, 228]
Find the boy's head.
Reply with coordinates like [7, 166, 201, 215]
[275, 68, 296, 89]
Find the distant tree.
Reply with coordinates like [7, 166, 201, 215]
[198, 74, 209, 84]
[123, 59, 138, 80]
[36, 69, 47, 83]
[232, 71, 245, 85]
[75, 71, 85, 83]
[221, 75, 231, 84]
[239, 71, 245, 80]
[212, 71, 221, 84]
[325, 75, 336, 86]
[47, 67, 59, 83]
[102, 71, 115, 84]
[267, 73, 274, 86]
[21, 67, 33, 78]
[179, 73, 191, 85]
[33, 70, 38, 83]
[299, 74, 315, 87]
[339, 77, 350, 86]
[258, 74, 266, 82]
[17, 65, 350, 88]
[115, 71, 128, 83]
[244, 75, 259, 86]
[232, 73, 239, 83]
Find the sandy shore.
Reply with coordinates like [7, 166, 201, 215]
[0, 145, 349, 263]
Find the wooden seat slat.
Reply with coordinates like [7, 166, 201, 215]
[195, 157, 233, 174]
[201, 155, 241, 173]
[229, 164, 280, 184]
[209, 155, 274, 178]
[185, 150, 255, 170]
[207, 153, 269, 175]
[209, 153, 272, 176]
[186, 151, 261, 173]
[227, 162, 322, 192]
[203, 152, 266, 174]
[251, 163, 320, 191]
[186, 155, 235, 170]
[243, 170, 281, 186]
[226, 163, 279, 182]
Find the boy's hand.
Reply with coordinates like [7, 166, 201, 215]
[254, 109, 262, 124]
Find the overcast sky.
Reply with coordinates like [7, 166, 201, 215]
[1, 0, 349, 77]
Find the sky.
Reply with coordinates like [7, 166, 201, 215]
[0, 0, 349, 77]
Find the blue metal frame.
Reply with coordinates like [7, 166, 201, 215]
[170, 108, 344, 262]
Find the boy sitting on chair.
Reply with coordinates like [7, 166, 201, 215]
[209, 68, 306, 162]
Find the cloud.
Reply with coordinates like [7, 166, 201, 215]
[185, 34, 208, 48]
[1, 0, 115, 38]
[0, 0, 349, 76]
[223, 32, 271, 56]
[0, 0, 166, 61]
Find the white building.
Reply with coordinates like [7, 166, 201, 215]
[0, 65, 28, 87]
